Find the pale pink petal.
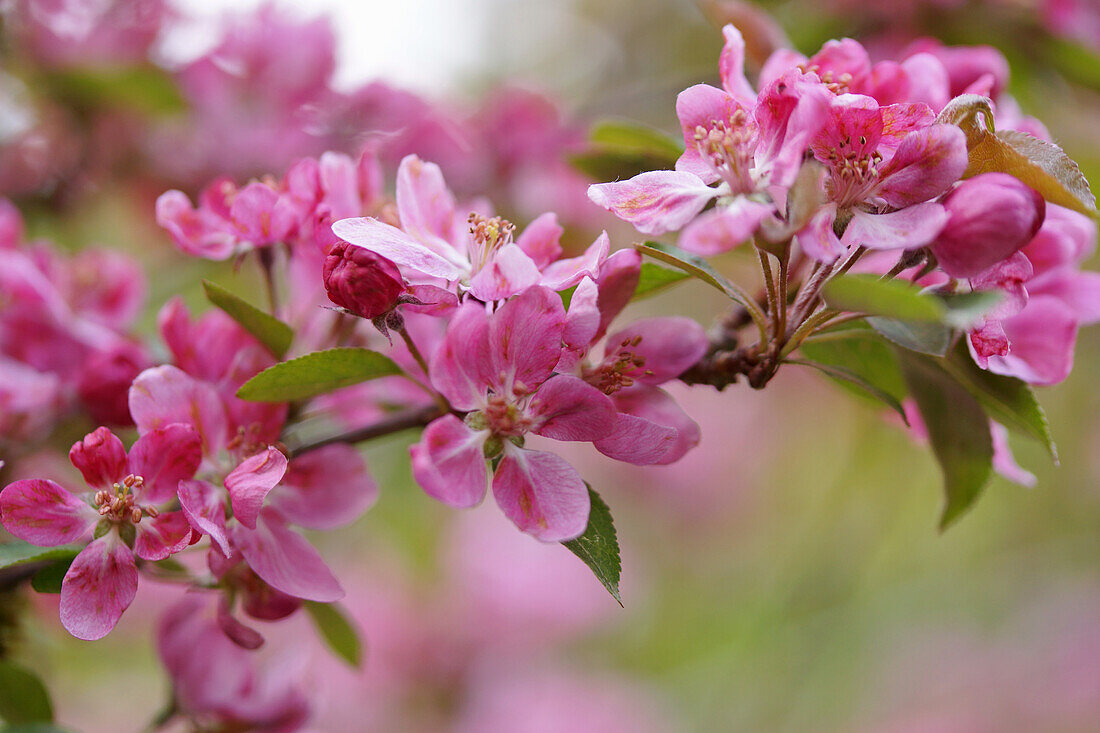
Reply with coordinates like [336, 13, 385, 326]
[754, 70, 832, 189]
[467, 243, 542, 301]
[60, 535, 138, 640]
[229, 183, 280, 244]
[224, 448, 288, 531]
[232, 509, 343, 602]
[516, 212, 564, 269]
[409, 415, 489, 508]
[875, 125, 968, 208]
[678, 198, 773, 255]
[539, 232, 610, 291]
[991, 422, 1036, 488]
[899, 53, 951, 111]
[986, 295, 1078, 385]
[155, 190, 235, 260]
[605, 317, 708, 384]
[588, 171, 716, 235]
[811, 94, 883, 164]
[395, 154, 457, 245]
[1033, 271, 1100, 325]
[178, 479, 231, 556]
[879, 103, 936, 150]
[134, 511, 193, 561]
[331, 217, 466, 281]
[809, 38, 872, 90]
[719, 24, 758, 104]
[674, 84, 744, 183]
[68, 427, 128, 490]
[844, 204, 948, 251]
[492, 446, 590, 542]
[270, 444, 378, 530]
[796, 203, 845, 263]
[529, 375, 616, 441]
[127, 424, 203, 504]
[129, 365, 228, 459]
[0, 479, 97, 545]
[595, 387, 701, 465]
[595, 249, 642, 337]
[758, 49, 808, 91]
[430, 301, 493, 410]
[489, 285, 567, 391]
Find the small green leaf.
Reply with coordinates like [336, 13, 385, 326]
[789, 359, 908, 423]
[797, 328, 908, 418]
[939, 340, 1058, 461]
[571, 120, 683, 180]
[304, 601, 363, 668]
[203, 280, 294, 359]
[940, 290, 1004, 329]
[899, 353, 993, 530]
[867, 317, 953, 357]
[45, 64, 187, 117]
[237, 348, 402, 402]
[0, 543, 81, 570]
[563, 487, 622, 606]
[823, 274, 946, 322]
[632, 262, 690, 301]
[0, 661, 54, 724]
[1, 725, 76, 733]
[635, 242, 764, 320]
[30, 559, 73, 594]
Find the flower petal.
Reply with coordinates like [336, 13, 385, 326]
[232, 509, 344, 602]
[127, 423, 203, 504]
[516, 212, 564, 269]
[68, 427, 128, 490]
[270, 444, 379, 530]
[178, 479, 230, 556]
[719, 24, 758, 104]
[588, 171, 716, 235]
[331, 217, 466, 281]
[129, 365, 228, 459]
[875, 125, 968, 208]
[605, 316, 708, 385]
[224, 448, 288, 531]
[492, 446, 590, 542]
[678, 198, 773, 255]
[489, 285, 567, 391]
[409, 415, 489, 508]
[430, 301, 493, 411]
[595, 386, 701, 465]
[844, 204, 948, 251]
[530, 375, 616, 441]
[796, 203, 845, 263]
[134, 511, 193, 561]
[0, 479, 97, 545]
[538, 231, 610, 291]
[467, 243, 542, 301]
[60, 535, 137, 640]
[395, 154, 457, 247]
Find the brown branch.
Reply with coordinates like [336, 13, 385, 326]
[287, 404, 445, 458]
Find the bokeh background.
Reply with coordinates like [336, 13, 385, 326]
[2, 0, 1100, 730]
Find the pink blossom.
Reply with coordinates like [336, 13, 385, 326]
[0, 426, 201, 639]
[322, 242, 405, 319]
[11, 0, 168, 68]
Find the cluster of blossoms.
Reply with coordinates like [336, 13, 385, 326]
[0, 9, 1097, 730]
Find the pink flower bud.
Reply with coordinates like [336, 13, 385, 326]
[322, 242, 405, 319]
[69, 427, 128, 490]
[932, 173, 1045, 279]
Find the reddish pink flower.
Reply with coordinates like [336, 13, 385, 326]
[411, 286, 617, 541]
[0, 426, 201, 639]
[322, 242, 405, 319]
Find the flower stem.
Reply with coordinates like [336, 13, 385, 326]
[288, 404, 445, 458]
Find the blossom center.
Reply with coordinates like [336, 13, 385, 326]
[822, 142, 882, 209]
[801, 64, 853, 94]
[94, 474, 158, 524]
[481, 393, 535, 437]
[467, 213, 516, 272]
[588, 336, 653, 395]
[693, 108, 757, 194]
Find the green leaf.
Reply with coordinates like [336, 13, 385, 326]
[632, 262, 690, 301]
[203, 280, 294, 359]
[0, 661, 53, 724]
[940, 290, 1004, 329]
[939, 340, 1058, 461]
[30, 559, 73, 594]
[823, 274, 946, 322]
[563, 487, 623, 606]
[571, 120, 682, 180]
[899, 353, 994, 530]
[635, 242, 764, 319]
[1, 725, 75, 733]
[304, 601, 363, 668]
[45, 64, 187, 117]
[0, 543, 81, 570]
[797, 327, 908, 419]
[237, 348, 402, 402]
[867, 317, 953, 357]
[789, 359, 908, 423]
[589, 120, 684, 160]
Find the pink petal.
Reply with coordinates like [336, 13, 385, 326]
[134, 511, 193, 561]
[811, 94, 883, 164]
[538, 232, 610, 291]
[991, 422, 1036, 488]
[409, 415, 489, 508]
[489, 285, 567, 391]
[232, 509, 344, 602]
[809, 38, 872, 91]
[754, 70, 832, 189]
[217, 597, 265, 650]
[719, 24, 758, 104]
[68, 427, 128, 490]
[491, 446, 590, 542]
[331, 217, 466, 281]
[0, 479, 97, 545]
[129, 365, 228, 459]
[529, 375, 616, 441]
[985, 295, 1078, 385]
[430, 301, 493, 410]
[516, 212, 564, 269]
[875, 125, 968, 208]
[395, 154, 457, 246]
[844, 204, 948, 251]
[605, 317, 708, 385]
[1033, 271, 1100, 325]
[468, 243, 542, 301]
[178, 479, 231, 556]
[678, 198, 772, 255]
[595, 249, 642, 338]
[224, 448, 288, 531]
[60, 535, 138, 640]
[758, 49, 809, 91]
[127, 424, 203, 504]
[587, 171, 716, 235]
[674, 84, 746, 183]
[595, 387, 701, 465]
[229, 182, 280, 244]
[796, 203, 845, 263]
[155, 190, 235, 260]
[271, 444, 378, 530]
[898, 53, 951, 111]
[559, 277, 601, 371]
[879, 103, 936, 150]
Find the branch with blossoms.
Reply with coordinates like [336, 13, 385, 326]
[0, 16, 1098, 733]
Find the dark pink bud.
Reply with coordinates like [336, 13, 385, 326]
[77, 344, 149, 427]
[932, 173, 1045, 279]
[69, 427, 128, 489]
[322, 241, 405, 319]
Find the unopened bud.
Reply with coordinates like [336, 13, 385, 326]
[323, 242, 406, 319]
